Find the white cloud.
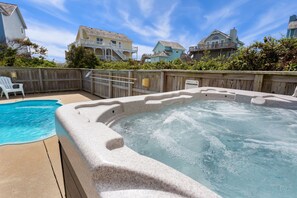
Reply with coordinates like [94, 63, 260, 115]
[137, 0, 155, 17]
[120, 2, 177, 41]
[241, 3, 297, 44]
[26, 20, 76, 61]
[27, 0, 67, 12]
[202, 0, 249, 30]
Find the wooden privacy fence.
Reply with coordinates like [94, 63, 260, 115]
[0, 67, 297, 97]
[0, 68, 82, 93]
[82, 69, 297, 98]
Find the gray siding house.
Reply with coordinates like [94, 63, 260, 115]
[0, 2, 27, 48]
[287, 15, 297, 38]
[189, 28, 244, 60]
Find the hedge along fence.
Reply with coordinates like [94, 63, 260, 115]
[1, 67, 297, 97]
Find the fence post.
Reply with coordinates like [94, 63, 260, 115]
[128, 71, 133, 96]
[108, 71, 113, 98]
[160, 71, 165, 92]
[253, 74, 264, 92]
[38, 68, 44, 92]
[90, 70, 94, 94]
[79, 69, 83, 90]
[28, 69, 34, 93]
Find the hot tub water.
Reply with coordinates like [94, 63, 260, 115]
[112, 100, 297, 198]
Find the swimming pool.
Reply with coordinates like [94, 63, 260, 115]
[56, 87, 297, 198]
[112, 100, 297, 198]
[0, 100, 61, 145]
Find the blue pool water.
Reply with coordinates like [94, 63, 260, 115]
[112, 100, 297, 198]
[0, 100, 61, 145]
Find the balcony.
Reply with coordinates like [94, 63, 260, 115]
[189, 42, 237, 52]
[132, 46, 138, 53]
[75, 39, 137, 53]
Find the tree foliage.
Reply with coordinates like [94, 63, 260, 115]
[8, 39, 47, 58]
[0, 44, 17, 66]
[227, 37, 297, 71]
[65, 45, 99, 69]
[0, 39, 55, 67]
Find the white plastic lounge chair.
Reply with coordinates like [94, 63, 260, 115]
[293, 86, 297, 97]
[185, 79, 199, 89]
[0, 76, 25, 99]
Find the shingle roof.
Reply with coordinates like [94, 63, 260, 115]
[0, 2, 17, 16]
[79, 26, 132, 42]
[198, 29, 244, 45]
[152, 51, 168, 57]
[158, 41, 185, 50]
[198, 30, 229, 44]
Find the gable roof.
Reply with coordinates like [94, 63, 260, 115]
[78, 26, 132, 42]
[0, 2, 27, 28]
[157, 40, 186, 50]
[0, 2, 17, 16]
[198, 29, 244, 45]
[200, 29, 230, 44]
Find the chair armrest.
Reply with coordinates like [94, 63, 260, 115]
[12, 83, 23, 89]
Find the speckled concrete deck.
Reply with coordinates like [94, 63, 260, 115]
[0, 91, 101, 198]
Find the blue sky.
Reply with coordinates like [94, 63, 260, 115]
[7, 0, 297, 62]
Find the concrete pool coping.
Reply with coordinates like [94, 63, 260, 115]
[0, 91, 101, 198]
[56, 87, 297, 198]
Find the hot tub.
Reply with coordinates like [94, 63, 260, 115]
[56, 87, 297, 198]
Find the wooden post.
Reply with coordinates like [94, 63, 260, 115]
[38, 68, 44, 92]
[160, 71, 165, 92]
[108, 71, 113, 98]
[28, 69, 34, 93]
[253, 74, 264, 92]
[79, 69, 82, 90]
[128, 71, 133, 96]
[90, 70, 94, 94]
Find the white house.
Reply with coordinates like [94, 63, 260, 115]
[0, 2, 28, 52]
[68, 26, 138, 61]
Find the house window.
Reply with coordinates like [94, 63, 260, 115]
[111, 40, 116, 45]
[221, 40, 224, 47]
[119, 42, 122, 48]
[212, 36, 219, 40]
[20, 27, 24, 34]
[96, 38, 103, 44]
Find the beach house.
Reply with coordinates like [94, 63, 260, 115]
[0, 2, 28, 53]
[149, 41, 185, 63]
[287, 15, 297, 38]
[189, 28, 244, 60]
[68, 26, 138, 61]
